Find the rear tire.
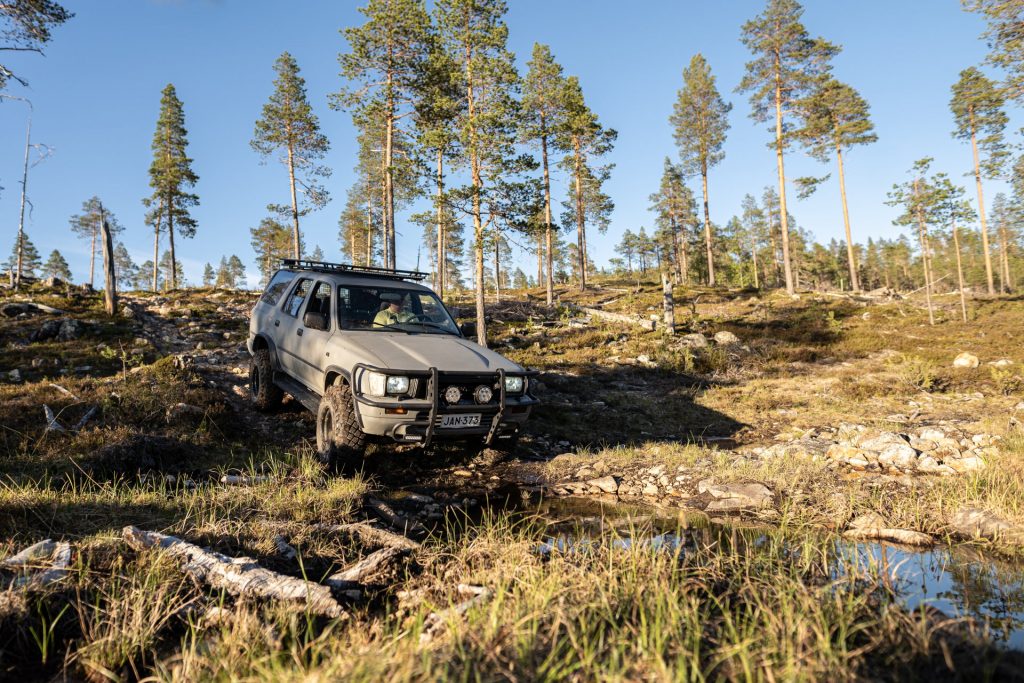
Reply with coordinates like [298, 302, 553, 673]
[249, 349, 283, 412]
[316, 383, 366, 466]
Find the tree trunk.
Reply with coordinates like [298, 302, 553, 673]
[287, 140, 301, 260]
[89, 231, 96, 288]
[773, 62, 795, 294]
[152, 204, 161, 292]
[384, 70, 396, 270]
[541, 124, 554, 306]
[493, 229, 501, 303]
[998, 215, 1011, 293]
[167, 195, 176, 291]
[365, 175, 373, 266]
[14, 112, 30, 290]
[970, 109, 995, 295]
[835, 143, 860, 291]
[952, 219, 968, 322]
[701, 163, 715, 286]
[573, 138, 586, 290]
[662, 272, 675, 335]
[436, 149, 445, 300]
[99, 204, 118, 317]
[466, 42, 487, 347]
[751, 231, 760, 289]
[914, 179, 935, 325]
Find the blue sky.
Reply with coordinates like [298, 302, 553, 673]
[0, 0, 1011, 287]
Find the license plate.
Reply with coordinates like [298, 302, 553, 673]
[441, 413, 481, 428]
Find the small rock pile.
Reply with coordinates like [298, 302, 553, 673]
[751, 424, 999, 475]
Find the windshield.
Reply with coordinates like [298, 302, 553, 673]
[337, 285, 460, 335]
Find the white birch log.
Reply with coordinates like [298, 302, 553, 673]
[121, 526, 345, 618]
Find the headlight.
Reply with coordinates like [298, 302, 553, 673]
[365, 371, 387, 397]
[364, 372, 410, 397]
[504, 375, 525, 393]
[386, 375, 410, 395]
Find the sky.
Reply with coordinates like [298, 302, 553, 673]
[0, 0, 1013, 288]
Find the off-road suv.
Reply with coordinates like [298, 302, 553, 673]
[246, 259, 537, 463]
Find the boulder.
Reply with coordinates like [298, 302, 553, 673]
[165, 403, 204, 425]
[57, 319, 84, 341]
[587, 476, 619, 494]
[703, 482, 773, 510]
[713, 330, 741, 346]
[876, 442, 918, 470]
[952, 352, 980, 369]
[948, 508, 1012, 540]
[679, 333, 708, 348]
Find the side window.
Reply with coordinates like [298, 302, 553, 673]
[305, 281, 332, 326]
[283, 278, 313, 317]
[260, 271, 294, 306]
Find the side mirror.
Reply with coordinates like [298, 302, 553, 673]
[303, 311, 328, 331]
[459, 321, 477, 339]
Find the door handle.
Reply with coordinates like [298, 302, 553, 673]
[274, 320, 280, 327]
[296, 329, 303, 336]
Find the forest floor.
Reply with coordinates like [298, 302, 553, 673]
[1, 277, 1024, 680]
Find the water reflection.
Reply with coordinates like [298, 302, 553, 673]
[535, 496, 1024, 650]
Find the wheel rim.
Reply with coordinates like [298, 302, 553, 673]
[321, 409, 333, 445]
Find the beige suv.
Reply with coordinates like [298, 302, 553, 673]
[247, 260, 536, 463]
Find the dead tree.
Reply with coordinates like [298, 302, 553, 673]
[662, 272, 675, 335]
[99, 204, 118, 316]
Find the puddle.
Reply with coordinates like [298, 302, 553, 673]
[534, 496, 1024, 651]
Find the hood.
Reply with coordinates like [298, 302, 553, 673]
[340, 332, 524, 373]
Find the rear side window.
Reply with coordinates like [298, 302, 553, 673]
[260, 271, 295, 306]
[283, 278, 313, 317]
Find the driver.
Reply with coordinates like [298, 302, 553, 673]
[373, 292, 415, 327]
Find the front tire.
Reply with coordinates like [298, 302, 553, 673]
[249, 349, 283, 412]
[316, 383, 366, 466]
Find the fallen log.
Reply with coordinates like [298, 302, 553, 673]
[366, 497, 425, 534]
[579, 307, 657, 331]
[2, 539, 72, 588]
[121, 526, 345, 619]
[327, 547, 405, 584]
[313, 521, 421, 551]
[842, 527, 934, 547]
[419, 584, 494, 644]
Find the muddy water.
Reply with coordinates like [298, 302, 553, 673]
[533, 496, 1024, 651]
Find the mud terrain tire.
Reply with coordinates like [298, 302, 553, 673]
[317, 383, 366, 465]
[249, 349, 283, 412]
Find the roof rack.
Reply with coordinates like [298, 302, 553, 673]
[281, 259, 428, 282]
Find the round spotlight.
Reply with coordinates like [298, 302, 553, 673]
[444, 386, 462, 404]
[474, 385, 493, 404]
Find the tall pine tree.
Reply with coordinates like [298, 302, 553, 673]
[739, 0, 837, 294]
[649, 158, 697, 285]
[147, 84, 198, 291]
[253, 52, 331, 260]
[670, 53, 731, 286]
[950, 66, 1008, 295]
[800, 76, 877, 290]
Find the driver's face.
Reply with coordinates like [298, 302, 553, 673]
[389, 301, 401, 312]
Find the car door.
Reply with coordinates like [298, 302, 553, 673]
[276, 277, 314, 379]
[293, 280, 334, 391]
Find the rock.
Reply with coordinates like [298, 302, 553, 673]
[32, 318, 62, 342]
[855, 432, 910, 452]
[705, 497, 755, 512]
[946, 455, 985, 473]
[713, 330, 740, 346]
[918, 428, 946, 442]
[952, 352, 980, 369]
[916, 455, 942, 473]
[635, 354, 655, 368]
[57, 319, 84, 341]
[679, 333, 708, 348]
[848, 512, 887, 530]
[876, 442, 918, 470]
[7, 369, 22, 383]
[703, 482, 773, 509]
[575, 467, 597, 480]
[908, 437, 937, 452]
[826, 444, 868, 462]
[453, 469, 473, 478]
[165, 402, 204, 424]
[948, 508, 1012, 540]
[988, 359, 1014, 368]
[641, 482, 660, 497]
[587, 476, 619, 494]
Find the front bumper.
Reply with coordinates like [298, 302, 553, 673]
[351, 364, 538, 447]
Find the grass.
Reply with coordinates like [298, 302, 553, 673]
[2, 279, 1024, 679]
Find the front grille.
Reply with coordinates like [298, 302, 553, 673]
[438, 374, 500, 407]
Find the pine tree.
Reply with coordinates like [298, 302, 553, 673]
[740, 194, 766, 288]
[887, 158, 942, 324]
[69, 197, 123, 287]
[521, 43, 569, 305]
[800, 76, 877, 291]
[739, 0, 838, 294]
[670, 53, 731, 286]
[157, 250, 184, 291]
[557, 75, 616, 291]
[0, 1, 72, 90]
[649, 158, 698, 285]
[337, 0, 430, 270]
[202, 263, 215, 288]
[227, 255, 246, 288]
[251, 216, 293, 285]
[413, 27, 464, 300]
[964, 1, 1024, 101]
[310, 245, 324, 262]
[113, 243, 138, 290]
[147, 84, 199, 291]
[990, 192, 1017, 292]
[41, 249, 71, 281]
[933, 174, 977, 321]
[435, 0, 522, 346]
[6, 232, 40, 278]
[253, 52, 330, 260]
[950, 66, 1008, 295]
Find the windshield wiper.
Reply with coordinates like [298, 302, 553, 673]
[371, 323, 415, 334]
[412, 320, 459, 335]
